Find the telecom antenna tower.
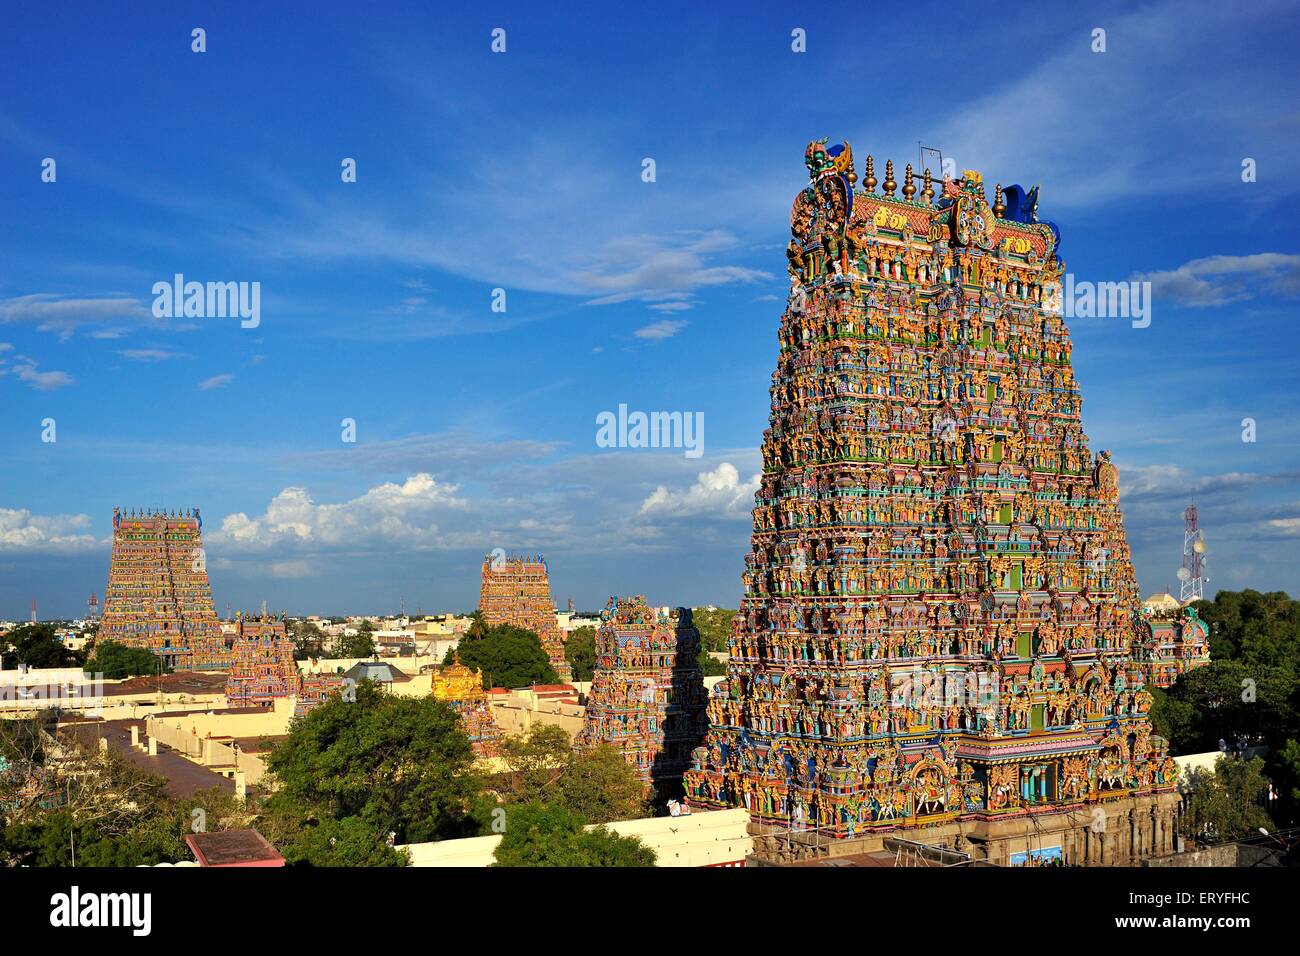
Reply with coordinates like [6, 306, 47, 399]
[1177, 504, 1209, 603]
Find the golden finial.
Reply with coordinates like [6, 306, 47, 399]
[863, 155, 877, 192]
[883, 160, 896, 197]
[993, 183, 1006, 218]
[902, 163, 916, 201]
[922, 168, 934, 205]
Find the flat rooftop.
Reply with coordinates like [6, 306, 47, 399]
[61, 719, 234, 799]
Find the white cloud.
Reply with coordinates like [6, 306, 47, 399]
[571, 232, 769, 306]
[1264, 518, 1300, 537]
[198, 373, 234, 390]
[1, 361, 75, 390]
[0, 509, 100, 553]
[0, 294, 154, 340]
[640, 462, 759, 519]
[211, 474, 467, 553]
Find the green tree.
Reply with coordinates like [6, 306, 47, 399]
[1, 623, 81, 669]
[277, 815, 410, 867]
[335, 619, 376, 659]
[491, 802, 654, 867]
[565, 626, 596, 682]
[84, 640, 167, 679]
[491, 726, 649, 824]
[1192, 590, 1300, 667]
[1181, 755, 1274, 843]
[289, 620, 328, 660]
[0, 744, 246, 868]
[692, 607, 736, 654]
[697, 649, 727, 677]
[1156, 590, 1300, 827]
[1148, 686, 1195, 748]
[265, 681, 485, 845]
[466, 609, 489, 639]
[449, 623, 558, 689]
[494, 724, 572, 801]
[556, 743, 648, 824]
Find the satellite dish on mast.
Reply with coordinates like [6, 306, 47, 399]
[1176, 568, 1191, 582]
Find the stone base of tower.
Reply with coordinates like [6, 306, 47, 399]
[748, 790, 1181, 867]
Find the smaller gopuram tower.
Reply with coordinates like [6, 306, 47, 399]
[478, 553, 571, 681]
[432, 652, 503, 757]
[99, 507, 229, 671]
[574, 596, 708, 793]
[225, 611, 300, 708]
[1135, 602, 1211, 688]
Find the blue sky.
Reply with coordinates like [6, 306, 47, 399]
[2, 0, 1299, 618]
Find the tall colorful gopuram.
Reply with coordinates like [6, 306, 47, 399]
[98, 507, 230, 671]
[225, 612, 300, 708]
[682, 141, 1179, 865]
[432, 652, 503, 757]
[478, 553, 570, 682]
[574, 597, 708, 792]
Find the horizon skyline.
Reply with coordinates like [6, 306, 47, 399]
[4, 1, 1300, 618]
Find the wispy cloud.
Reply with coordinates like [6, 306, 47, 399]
[924, 0, 1300, 208]
[1134, 253, 1300, 308]
[198, 373, 234, 390]
[0, 293, 154, 340]
[119, 348, 190, 362]
[634, 319, 688, 340]
[0, 360, 75, 390]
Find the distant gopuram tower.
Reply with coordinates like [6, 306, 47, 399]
[432, 652, 503, 757]
[225, 611, 299, 707]
[99, 507, 229, 671]
[575, 597, 708, 792]
[478, 553, 571, 681]
[682, 142, 1179, 865]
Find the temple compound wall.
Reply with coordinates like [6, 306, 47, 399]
[478, 553, 571, 681]
[683, 140, 1179, 866]
[751, 790, 1181, 866]
[99, 507, 229, 671]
